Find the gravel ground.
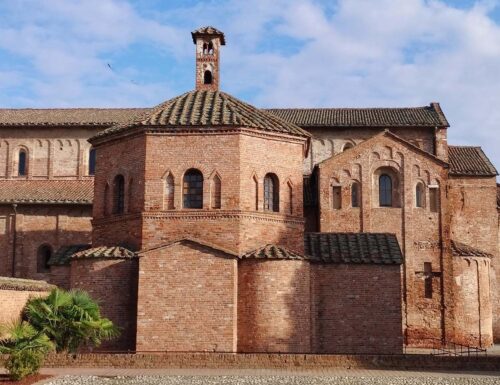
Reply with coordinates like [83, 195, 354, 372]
[42, 375, 500, 385]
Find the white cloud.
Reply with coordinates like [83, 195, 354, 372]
[0, 0, 498, 171]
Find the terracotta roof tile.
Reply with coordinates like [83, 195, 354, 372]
[448, 146, 498, 177]
[91, 90, 311, 141]
[304, 232, 403, 264]
[0, 277, 55, 291]
[451, 240, 493, 258]
[71, 246, 137, 261]
[49, 244, 91, 266]
[191, 26, 226, 45]
[0, 180, 93, 204]
[0, 108, 146, 126]
[264, 103, 449, 128]
[240, 244, 313, 260]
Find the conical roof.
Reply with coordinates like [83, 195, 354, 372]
[91, 90, 310, 141]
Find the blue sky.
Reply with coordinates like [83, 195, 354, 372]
[0, 0, 499, 171]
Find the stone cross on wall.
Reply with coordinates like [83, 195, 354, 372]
[415, 262, 441, 299]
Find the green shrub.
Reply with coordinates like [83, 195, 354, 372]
[0, 321, 53, 380]
[4, 349, 45, 381]
[23, 288, 120, 353]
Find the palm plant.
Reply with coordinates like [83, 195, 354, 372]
[23, 288, 120, 353]
[0, 321, 53, 380]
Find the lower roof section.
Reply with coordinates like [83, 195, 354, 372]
[304, 232, 403, 264]
[0, 179, 93, 204]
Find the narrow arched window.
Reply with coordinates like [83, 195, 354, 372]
[351, 182, 360, 208]
[113, 174, 125, 214]
[416, 183, 425, 208]
[18, 150, 27, 176]
[211, 174, 221, 209]
[183, 169, 203, 209]
[203, 42, 208, 55]
[165, 173, 175, 210]
[379, 174, 392, 207]
[208, 42, 214, 54]
[287, 183, 293, 214]
[204, 70, 213, 85]
[264, 173, 279, 212]
[88, 148, 96, 175]
[37, 244, 52, 273]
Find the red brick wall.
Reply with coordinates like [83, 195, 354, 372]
[70, 258, 138, 351]
[136, 241, 237, 352]
[312, 264, 403, 354]
[448, 176, 499, 343]
[453, 257, 493, 347]
[238, 259, 311, 353]
[0, 204, 92, 287]
[317, 132, 450, 347]
[0, 289, 50, 325]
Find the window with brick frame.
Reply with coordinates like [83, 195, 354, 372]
[253, 175, 259, 210]
[379, 174, 392, 207]
[18, 149, 27, 176]
[112, 174, 125, 214]
[264, 173, 279, 212]
[204, 70, 213, 84]
[37, 244, 52, 273]
[332, 186, 341, 209]
[183, 169, 203, 209]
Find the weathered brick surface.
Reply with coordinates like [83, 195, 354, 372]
[70, 258, 138, 351]
[238, 260, 311, 353]
[312, 264, 403, 354]
[317, 132, 452, 347]
[0, 289, 49, 325]
[136, 241, 237, 352]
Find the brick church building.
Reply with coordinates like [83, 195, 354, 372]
[0, 27, 498, 353]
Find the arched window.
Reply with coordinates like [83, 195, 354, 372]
[415, 182, 425, 208]
[18, 150, 27, 176]
[203, 42, 208, 54]
[351, 182, 360, 208]
[183, 169, 203, 209]
[287, 182, 293, 214]
[379, 174, 392, 207]
[264, 173, 279, 212]
[211, 174, 221, 209]
[165, 173, 175, 210]
[204, 70, 213, 85]
[37, 244, 52, 273]
[88, 148, 96, 175]
[113, 174, 125, 214]
[208, 42, 214, 54]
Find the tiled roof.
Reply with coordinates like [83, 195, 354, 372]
[264, 103, 449, 128]
[49, 244, 91, 266]
[0, 277, 55, 291]
[0, 108, 146, 126]
[448, 146, 498, 177]
[91, 90, 311, 141]
[191, 26, 226, 45]
[240, 244, 313, 260]
[71, 246, 137, 261]
[0, 180, 93, 204]
[451, 240, 493, 258]
[304, 232, 403, 264]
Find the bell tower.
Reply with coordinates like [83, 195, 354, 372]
[192, 26, 225, 91]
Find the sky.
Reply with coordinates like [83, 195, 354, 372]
[0, 0, 499, 172]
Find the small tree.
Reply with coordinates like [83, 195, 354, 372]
[0, 321, 53, 380]
[23, 288, 119, 353]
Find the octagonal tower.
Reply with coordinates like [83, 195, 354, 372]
[88, 27, 310, 256]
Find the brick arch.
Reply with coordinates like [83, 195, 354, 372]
[372, 165, 402, 208]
